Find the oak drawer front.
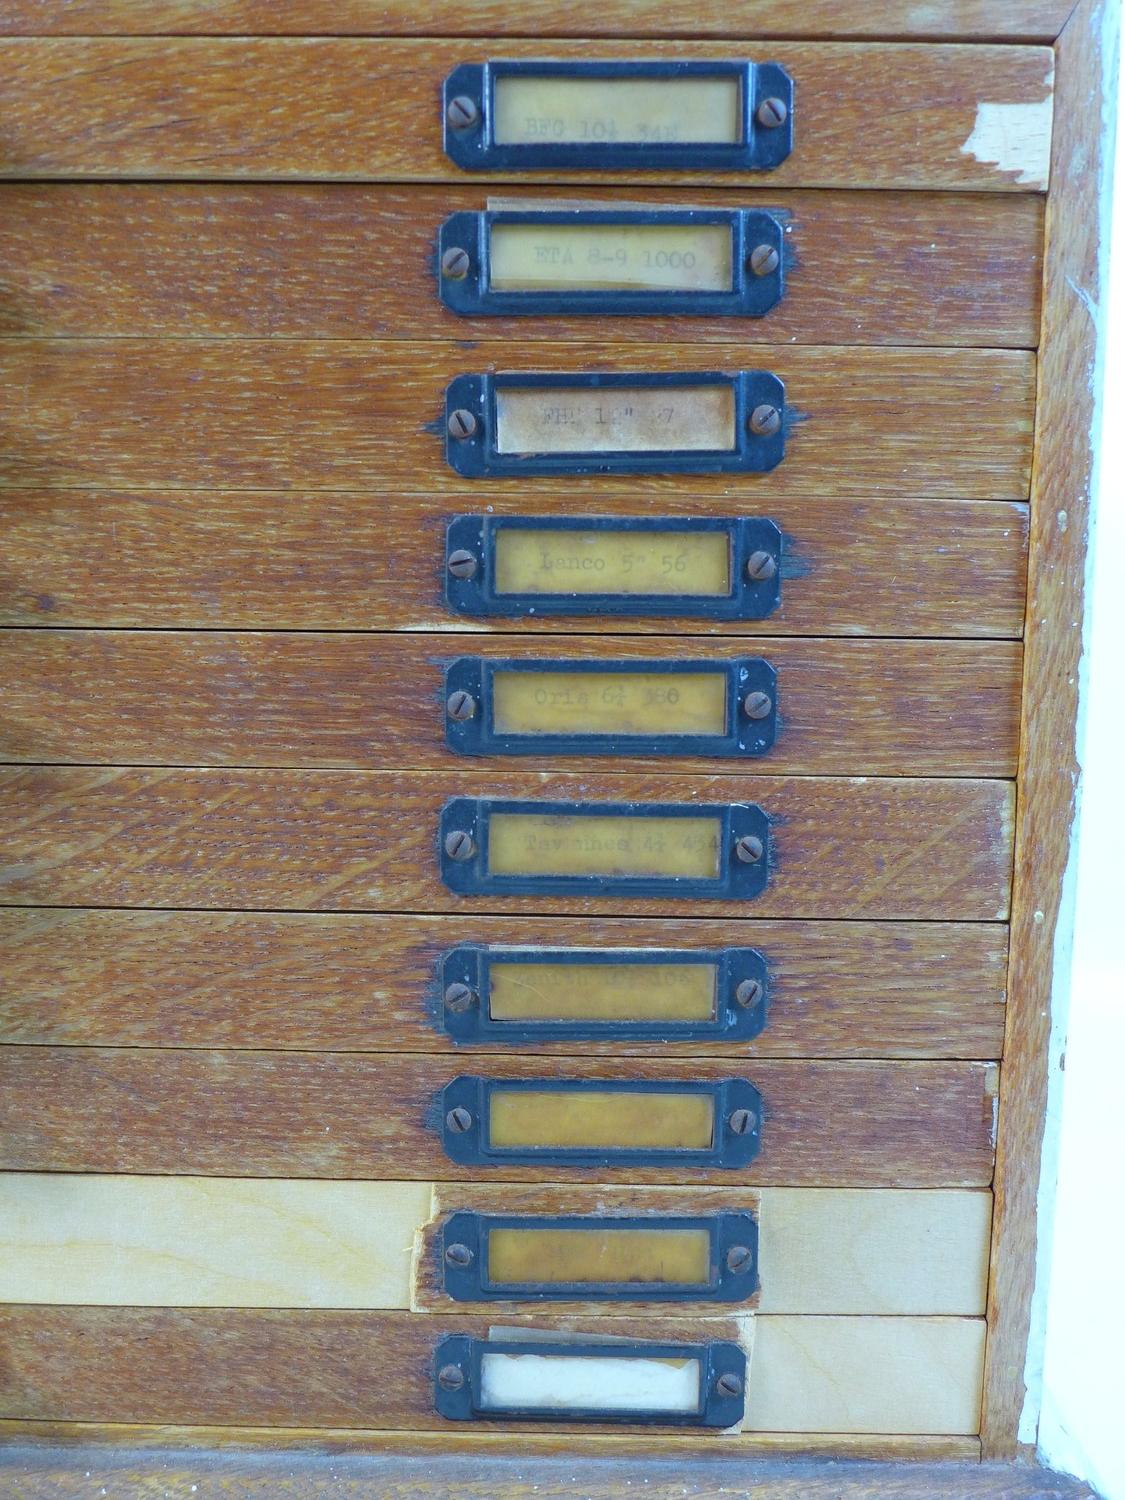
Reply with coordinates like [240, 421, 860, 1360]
[0, 185, 1043, 348]
[0, 339, 1035, 500]
[0, 37, 1052, 190]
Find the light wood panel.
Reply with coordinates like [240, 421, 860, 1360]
[0, 39, 1054, 190]
[0, 2, 1075, 42]
[0, 1051, 999, 1186]
[0, 186, 1044, 348]
[0, 631, 1022, 778]
[0, 1307, 985, 1437]
[0, 341, 1036, 500]
[0, 768, 1015, 919]
[0, 491, 1030, 639]
[0, 910, 1009, 1058]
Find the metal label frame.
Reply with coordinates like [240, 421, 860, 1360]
[437, 207, 786, 319]
[444, 514, 783, 622]
[438, 797, 770, 900]
[444, 370, 785, 478]
[441, 1209, 760, 1303]
[442, 58, 793, 173]
[443, 656, 777, 760]
[438, 1075, 763, 1169]
[439, 944, 769, 1045]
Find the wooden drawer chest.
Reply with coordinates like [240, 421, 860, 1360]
[0, 1, 1111, 1492]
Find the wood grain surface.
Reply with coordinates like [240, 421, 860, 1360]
[0, 631, 1023, 777]
[0, 910, 1009, 1058]
[0, 768, 1015, 919]
[0, 185, 1044, 349]
[0, 1307, 990, 1438]
[981, 0, 1112, 1457]
[0, 490, 1031, 639]
[0, 2, 1076, 42]
[0, 341, 1036, 500]
[0, 1050, 999, 1185]
[0, 39, 1054, 190]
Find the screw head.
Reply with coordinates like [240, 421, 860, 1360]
[726, 1244, 754, 1276]
[448, 408, 479, 440]
[447, 689, 477, 722]
[735, 977, 764, 1009]
[742, 690, 773, 721]
[446, 95, 480, 131]
[715, 1371, 744, 1398]
[749, 403, 782, 438]
[756, 96, 788, 129]
[441, 246, 471, 280]
[447, 548, 479, 581]
[734, 833, 764, 865]
[728, 1107, 758, 1136]
[445, 1241, 474, 1268]
[444, 981, 476, 1013]
[745, 550, 778, 583]
[445, 1105, 474, 1134]
[749, 243, 780, 278]
[444, 829, 476, 862]
[438, 1362, 466, 1391]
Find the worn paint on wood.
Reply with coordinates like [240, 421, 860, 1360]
[0, 185, 1044, 349]
[0, 1050, 999, 1186]
[0, 909, 1009, 1058]
[0, 632, 1023, 778]
[0, 39, 1054, 190]
[0, 341, 1036, 500]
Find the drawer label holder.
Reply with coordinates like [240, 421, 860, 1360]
[443, 371, 786, 478]
[439, 944, 769, 1044]
[438, 797, 770, 900]
[442, 58, 793, 174]
[440, 1209, 760, 1303]
[444, 515, 783, 622]
[438, 1075, 763, 1169]
[443, 655, 777, 759]
[437, 207, 786, 319]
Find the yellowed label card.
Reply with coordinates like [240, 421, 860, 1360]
[494, 528, 731, 598]
[488, 812, 722, 880]
[488, 222, 733, 294]
[491, 669, 728, 738]
[488, 1088, 716, 1151]
[488, 959, 717, 1022]
[487, 1225, 714, 1286]
[493, 75, 741, 147]
[495, 384, 736, 455]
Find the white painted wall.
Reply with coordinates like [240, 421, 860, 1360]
[1038, 16, 1125, 1497]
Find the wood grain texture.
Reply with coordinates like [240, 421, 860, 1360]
[0, 490, 1031, 640]
[982, 0, 1112, 1458]
[0, 768, 1015, 919]
[0, 1307, 986, 1437]
[0, 185, 1045, 349]
[0, 39, 1054, 190]
[0, 910, 1009, 1059]
[0, 631, 1023, 778]
[0, 1, 1077, 42]
[0, 341, 1036, 501]
[416, 1184, 992, 1316]
[0, 1050, 999, 1186]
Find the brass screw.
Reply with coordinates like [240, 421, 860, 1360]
[441, 246, 471, 279]
[715, 1371, 744, 1398]
[749, 244, 780, 277]
[445, 1105, 474, 1134]
[756, 96, 788, 129]
[447, 549, 479, 580]
[735, 977, 764, 1009]
[446, 95, 480, 131]
[445, 1242, 474, 1268]
[734, 834, 764, 865]
[743, 690, 773, 720]
[745, 550, 778, 583]
[749, 404, 781, 438]
[444, 981, 476, 1013]
[438, 1363, 466, 1391]
[726, 1245, 754, 1275]
[444, 829, 476, 862]
[448, 408, 479, 440]
[728, 1108, 757, 1136]
[447, 690, 477, 722]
